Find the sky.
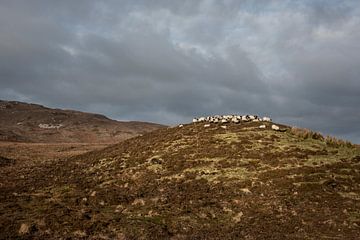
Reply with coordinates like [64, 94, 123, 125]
[0, 0, 360, 143]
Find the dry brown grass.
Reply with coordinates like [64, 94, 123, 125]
[289, 127, 353, 148]
[324, 136, 353, 148]
[289, 127, 324, 141]
[1, 122, 360, 239]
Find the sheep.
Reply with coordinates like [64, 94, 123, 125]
[262, 117, 271, 122]
[198, 117, 206, 122]
[190, 114, 273, 127]
[178, 124, 184, 128]
[231, 118, 240, 124]
[259, 125, 266, 129]
[221, 119, 228, 124]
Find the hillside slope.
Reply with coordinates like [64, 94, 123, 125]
[1, 121, 360, 239]
[0, 100, 164, 143]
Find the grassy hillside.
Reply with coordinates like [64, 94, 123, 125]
[1, 121, 360, 239]
[0, 100, 164, 143]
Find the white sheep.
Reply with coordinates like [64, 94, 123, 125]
[198, 117, 206, 122]
[259, 125, 266, 129]
[231, 118, 240, 123]
[262, 117, 272, 122]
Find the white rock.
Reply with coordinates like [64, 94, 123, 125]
[204, 124, 211, 128]
[272, 124, 280, 131]
[232, 212, 244, 223]
[259, 125, 266, 129]
[19, 223, 30, 235]
[221, 126, 227, 129]
[38, 123, 63, 129]
[240, 188, 252, 194]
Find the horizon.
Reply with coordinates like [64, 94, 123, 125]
[1, 1, 360, 143]
[1, 98, 359, 144]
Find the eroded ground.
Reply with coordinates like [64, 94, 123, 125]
[1, 122, 360, 239]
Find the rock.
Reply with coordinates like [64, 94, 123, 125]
[73, 230, 87, 237]
[240, 188, 252, 194]
[272, 124, 280, 131]
[232, 212, 243, 223]
[19, 223, 29, 235]
[90, 191, 96, 197]
[204, 124, 210, 128]
[132, 198, 145, 206]
[221, 126, 227, 129]
[259, 125, 266, 129]
[117, 233, 126, 240]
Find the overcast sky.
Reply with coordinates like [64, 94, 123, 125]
[1, 1, 360, 142]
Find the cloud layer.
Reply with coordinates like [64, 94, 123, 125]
[1, 0, 360, 142]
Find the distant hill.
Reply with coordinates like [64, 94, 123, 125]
[0, 100, 165, 143]
[1, 120, 359, 239]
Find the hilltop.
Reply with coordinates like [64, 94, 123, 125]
[0, 100, 164, 143]
[1, 120, 360, 239]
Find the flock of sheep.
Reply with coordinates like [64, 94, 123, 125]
[192, 115, 271, 124]
[179, 114, 282, 131]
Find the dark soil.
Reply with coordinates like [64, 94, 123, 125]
[0, 156, 15, 167]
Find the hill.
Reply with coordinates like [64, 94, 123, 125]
[1, 120, 360, 239]
[0, 100, 164, 143]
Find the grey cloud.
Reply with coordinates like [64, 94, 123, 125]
[0, 0, 360, 143]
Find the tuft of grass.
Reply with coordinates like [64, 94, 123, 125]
[290, 127, 354, 148]
[324, 136, 353, 148]
[289, 127, 324, 141]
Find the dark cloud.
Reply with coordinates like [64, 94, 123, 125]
[0, 0, 360, 142]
